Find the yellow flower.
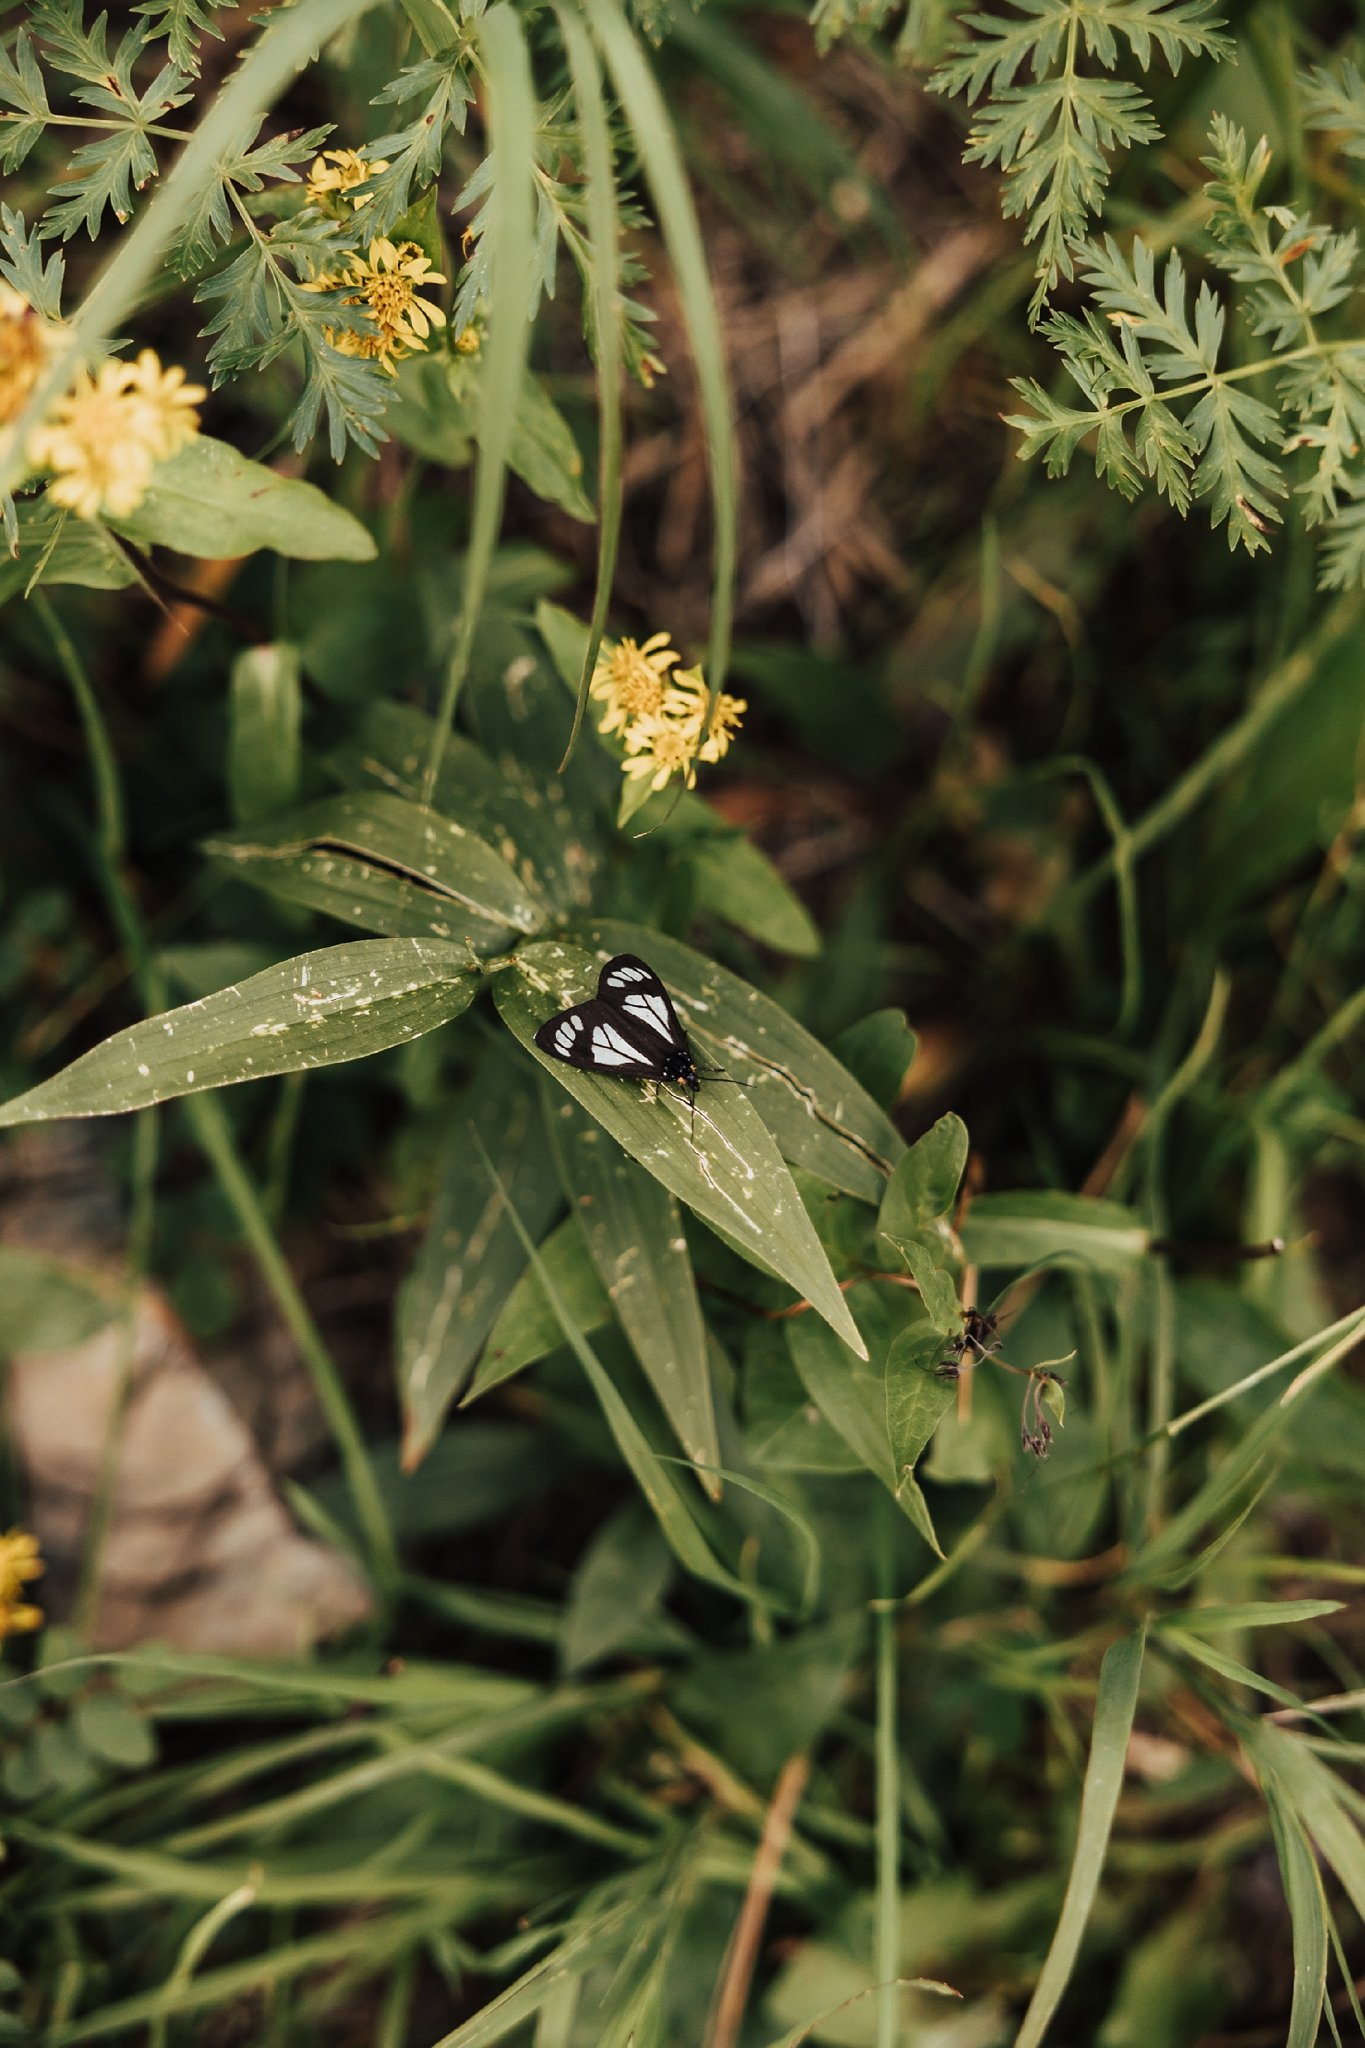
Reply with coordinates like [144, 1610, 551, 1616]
[622, 713, 699, 793]
[591, 631, 681, 738]
[305, 148, 391, 209]
[663, 665, 747, 764]
[0, 285, 63, 429]
[0, 1528, 43, 1640]
[26, 349, 205, 521]
[319, 238, 447, 374]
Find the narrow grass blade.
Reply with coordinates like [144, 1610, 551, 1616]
[1266, 1790, 1331, 2048]
[554, 4, 623, 768]
[1012, 1626, 1145, 2048]
[423, 2, 537, 801]
[581, 0, 738, 698]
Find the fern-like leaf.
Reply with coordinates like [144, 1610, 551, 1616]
[0, 31, 52, 173]
[363, 47, 474, 237]
[133, 0, 232, 75]
[933, 1, 1231, 316]
[0, 206, 64, 320]
[1302, 58, 1365, 161]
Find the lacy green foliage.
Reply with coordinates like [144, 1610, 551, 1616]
[931, 1, 1231, 317]
[1008, 115, 1365, 579]
[0, 1, 660, 461]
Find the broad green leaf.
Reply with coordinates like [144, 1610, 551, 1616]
[71, 1696, 155, 1769]
[686, 832, 821, 959]
[561, 1501, 673, 1673]
[113, 435, 376, 562]
[546, 1089, 720, 1482]
[387, 355, 593, 521]
[0, 939, 478, 1126]
[204, 791, 547, 948]
[497, 941, 865, 1357]
[961, 1192, 1150, 1273]
[329, 700, 597, 919]
[885, 1324, 955, 1477]
[0, 1244, 124, 1352]
[833, 1009, 917, 1111]
[743, 1323, 863, 1473]
[580, 920, 903, 1203]
[468, 1214, 612, 1400]
[1012, 1628, 1146, 2048]
[399, 1066, 561, 1467]
[878, 1113, 967, 1244]
[787, 1298, 944, 1536]
[0, 502, 133, 605]
[228, 643, 301, 825]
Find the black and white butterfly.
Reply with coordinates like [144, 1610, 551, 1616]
[535, 954, 731, 1119]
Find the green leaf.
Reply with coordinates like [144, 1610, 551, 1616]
[328, 699, 598, 921]
[227, 643, 302, 825]
[1263, 1788, 1330, 2048]
[743, 1322, 863, 1473]
[0, 939, 478, 1126]
[878, 1113, 967, 1243]
[387, 356, 594, 521]
[469, 1215, 613, 1400]
[483, 1145, 790, 1610]
[0, 501, 133, 606]
[961, 1191, 1150, 1273]
[893, 1240, 961, 1335]
[0, 1244, 124, 1351]
[885, 1323, 955, 1476]
[71, 1695, 156, 1768]
[561, 1501, 673, 1673]
[1013, 1627, 1147, 2048]
[204, 791, 547, 948]
[582, 920, 902, 1202]
[496, 940, 866, 1357]
[113, 436, 377, 562]
[398, 1065, 561, 1466]
[685, 830, 821, 960]
[833, 1009, 917, 1112]
[547, 1089, 720, 1483]
[1158, 1599, 1344, 1635]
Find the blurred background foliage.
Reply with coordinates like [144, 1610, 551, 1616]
[0, 1, 1364, 2044]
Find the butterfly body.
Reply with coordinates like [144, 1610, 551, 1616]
[535, 953, 706, 1111]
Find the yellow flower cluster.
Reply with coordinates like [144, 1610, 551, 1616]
[591, 632, 745, 793]
[313, 237, 447, 374]
[305, 147, 391, 210]
[0, 1528, 43, 1641]
[27, 348, 204, 521]
[0, 284, 62, 430]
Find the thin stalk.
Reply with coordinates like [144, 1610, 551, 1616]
[1057, 589, 1363, 913]
[73, 1107, 158, 1639]
[148, 1882, 260, 2048]
[35, 595, 396, 1590]
[874, 1496, 900, 2048]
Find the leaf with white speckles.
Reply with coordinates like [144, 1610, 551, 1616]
[496, 942, 867, 1358]
[204, 791, 549, 949]
[0, 940, 478, 1126]
[579, 921, 903, 1203]
[546, 1088, 721, 1491]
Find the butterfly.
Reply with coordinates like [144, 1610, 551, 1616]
[534, 953, 733, 1121]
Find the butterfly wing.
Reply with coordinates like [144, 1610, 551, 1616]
[534, 998, 668, 1077]
[596, 954, 690, 1054]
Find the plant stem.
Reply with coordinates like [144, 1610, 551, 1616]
[35, 593, 397, 1591]
[875, 1495, 900, 2048]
